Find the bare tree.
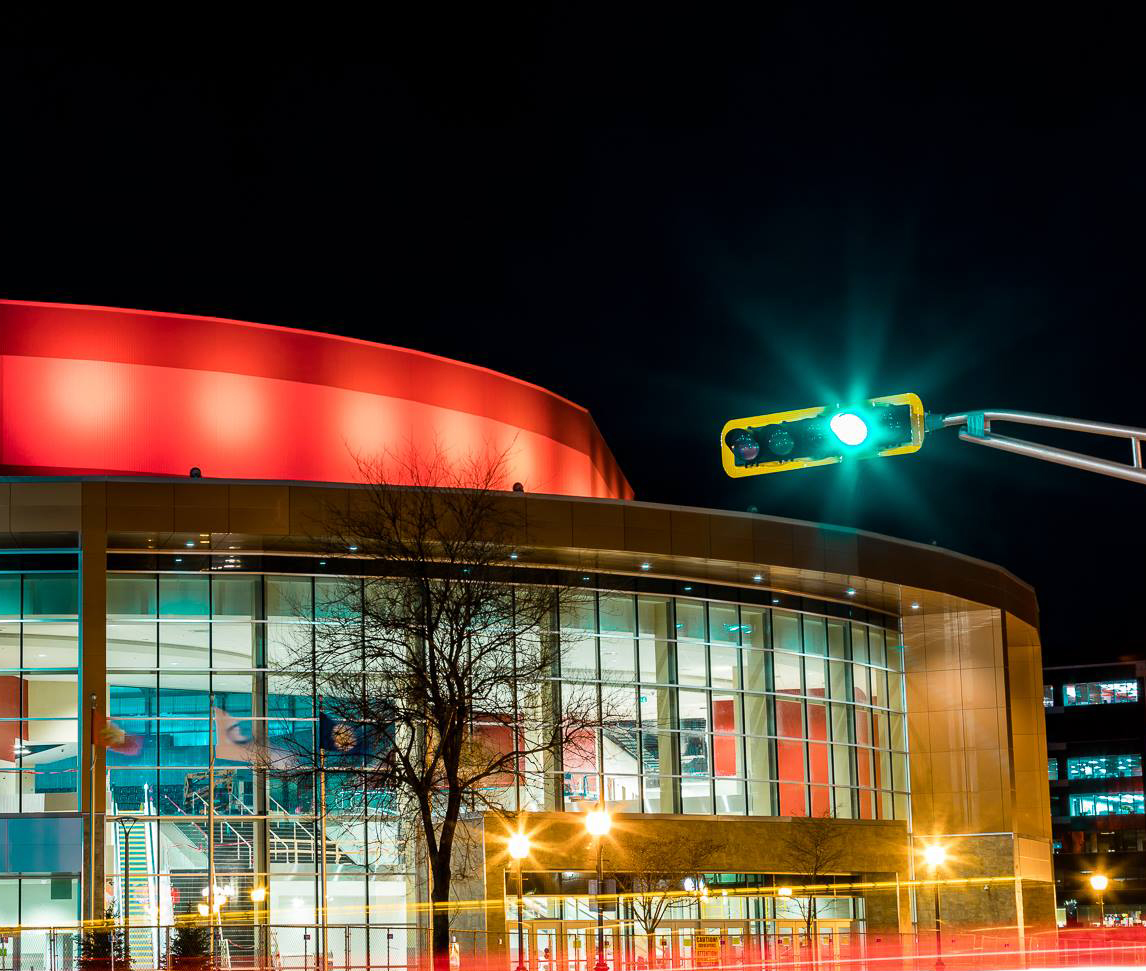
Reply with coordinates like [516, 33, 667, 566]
[276, 446, 599, 971]
[780, 814, 848, 953]
[612, 835, 726, 967]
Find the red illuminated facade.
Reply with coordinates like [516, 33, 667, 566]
[0, 300, 631, 499]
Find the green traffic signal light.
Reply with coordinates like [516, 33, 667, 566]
[829, 411, 869, 446]
[721, 393, 926, 477]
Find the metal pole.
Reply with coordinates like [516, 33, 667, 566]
[320, 741, 329, 971]
[515, 858, 526, 971]
[1099, 893, 1105, 927]
[594, 838, 607, 971]
[208, 694, 216, 968]
[932, 865, 944, 971]
[90, 694, 98, 924]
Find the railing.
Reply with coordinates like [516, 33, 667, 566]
[11, 924, 1146, 971]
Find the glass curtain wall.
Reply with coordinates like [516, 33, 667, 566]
[105, 573, 411, 968]
[550, 592, 907, 821]
[0, 566, 81, 930]
[103, 570, 907, 956]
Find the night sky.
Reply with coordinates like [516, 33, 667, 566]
[3, 19, 1144, 664]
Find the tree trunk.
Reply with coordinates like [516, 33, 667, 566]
[431, 862, 452, 971]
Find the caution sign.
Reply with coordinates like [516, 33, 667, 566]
[694, 934, 720, 966]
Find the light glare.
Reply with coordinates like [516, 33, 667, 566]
[830, 411, 869, 446]
[508, 832, 530, 859]
[585, 809, 612, 836]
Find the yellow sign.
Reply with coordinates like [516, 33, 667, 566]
[694, 934, 721, 966]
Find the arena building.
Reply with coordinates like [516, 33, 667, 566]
[0, 299, 1052, 968]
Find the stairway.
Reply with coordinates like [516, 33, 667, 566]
[118, 811, 154, 967]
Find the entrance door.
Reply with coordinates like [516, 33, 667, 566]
[565, 926, 590, 971]
[534, 922, 562, 971]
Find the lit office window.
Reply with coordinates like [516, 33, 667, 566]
[1067, 755, 1143, 780]
[1043, 685, 1054, 708]
[1069, 791, 1145, 816]
[1048, 759, 1059, 781]
[1062, 680, 1139, 706]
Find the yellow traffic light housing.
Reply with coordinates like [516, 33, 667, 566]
[721, 393, 926, 477]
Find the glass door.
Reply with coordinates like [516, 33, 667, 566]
[566, 925, 590, 971]
[534, 922, 562, 971]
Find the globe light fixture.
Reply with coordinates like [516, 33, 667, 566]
[585, 809, 612, 837]
[508, 832, 530, 859]
[1090, 874, 1109, 892]
[923, 845, 947, 867]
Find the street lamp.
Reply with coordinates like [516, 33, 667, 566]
[1090, 874, 1109, 926]
[922, 845, 947, 971]
[508, 832, 531, 971]
[585, 809, 612, 971]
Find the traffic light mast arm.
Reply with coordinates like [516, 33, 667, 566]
[937, 410, 1146, 486]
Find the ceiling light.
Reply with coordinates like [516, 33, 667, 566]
[753, 574, 762, 583]
[911, 602, 920, 610]
[846, 587, 856, 597]
[640, 562, 651, 571]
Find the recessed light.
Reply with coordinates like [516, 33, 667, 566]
[185, 541, 195, 548]
[509, 552, 519, 561]
[348, 545, 358, 552]
[640, 562, 651, 572]
[911, 602, 920, 610]
[683, 585, 692, 592]
[753, 575, 763, 583]
[175, 558, 183, 564]
[319, 560, 326, 567]
[771, 598, 780, 605]
[582, 575, 591, 582]
[846, 587, 856, 597]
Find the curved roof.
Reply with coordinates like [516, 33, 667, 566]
[0, 300, 632, 498]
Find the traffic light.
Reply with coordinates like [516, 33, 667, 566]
[721, 393, 927, 477]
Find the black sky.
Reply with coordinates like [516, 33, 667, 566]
[2, 16, 1144, 664]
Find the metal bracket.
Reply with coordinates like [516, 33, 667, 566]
[940, 410, 1146, 486]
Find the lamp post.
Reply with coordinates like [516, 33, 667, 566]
[508, 832, 531, 971]
[922, 845, 947, 971]
[1090, 874, 1109, 926]
[251, 885, 268, 966]
[585, 809, 612, 971]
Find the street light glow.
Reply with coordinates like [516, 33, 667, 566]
[830, 411, 869, 446]
[508, 832, 530, 859]
[923, 845, 947, 867]
[250, 886, 267, 902]
[585, 808, 612, 837]
[1090, 874, 1109, 892]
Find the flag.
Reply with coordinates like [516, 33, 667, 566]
[99, 716, 142, 756]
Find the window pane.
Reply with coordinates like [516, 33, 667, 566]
[827, 621, 848, 660]
[213, 623, 258, 669]
[741, 608, 767, 650]
[0, 625, 17, 668]
[709, 604, 739, 644]
[773, 612, 800, 653]
[107, 623, 156, 668]
[676, 643, 706, 686]
[802, 617, 826, 656]
[710, 645, 740, 690]
[677, 690, 709, 734]
[804, 656, 826, 698]
[599, 595, 635, 635]
[712, 693, 742, 735]
[23, 576, 78, 619]
[774, 654, 801, 694]
[266, 575, 312, 622]
[23, 623, 78, 668]
[599, 636, 636, 683]
[108, 576, 156, 619]
[159, 576, 209, 618]
[0, 579, 19, 620]
[212, 576, 261, 619]
[160, 622, 209, 668]
[675, 600, 705, 641]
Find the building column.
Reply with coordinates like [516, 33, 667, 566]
[80, 482, 108, 921]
